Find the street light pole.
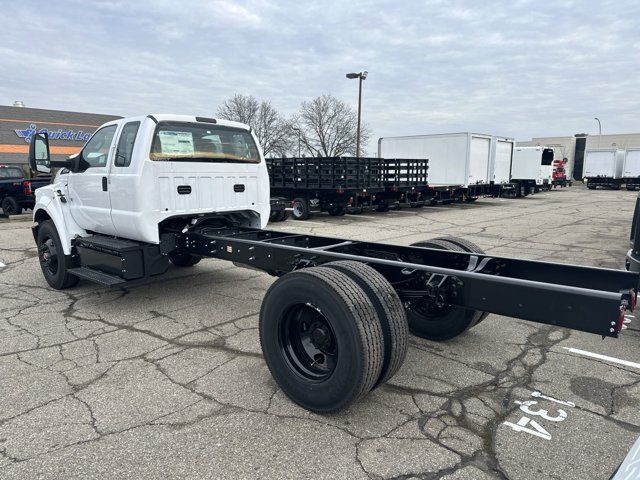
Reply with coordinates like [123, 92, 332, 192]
[346, 71, 368, 158]
[292, 127, 301, 157]
[594, 117, 601, 147]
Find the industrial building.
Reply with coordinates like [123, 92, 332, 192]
[0, 102, 119, 166]
[517, 133, 640, 180]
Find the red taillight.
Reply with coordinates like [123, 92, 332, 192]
[23, 180, 32, 195]
[617, 306, 626, 333]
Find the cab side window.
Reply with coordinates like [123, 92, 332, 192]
[115, 122, 140, 167]
[82, 125, 117, 168]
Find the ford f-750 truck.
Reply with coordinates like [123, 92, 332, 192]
[28, 114, 638, 413]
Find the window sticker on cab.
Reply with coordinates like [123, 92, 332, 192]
[158, 131, 194, 155]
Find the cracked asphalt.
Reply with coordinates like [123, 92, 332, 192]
[1, 184, 639, 479]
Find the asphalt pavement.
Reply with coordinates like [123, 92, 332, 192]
[0, 185, 638, 479]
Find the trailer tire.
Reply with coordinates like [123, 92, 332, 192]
[376, 203, 389, 212]
[292, 198, 310, 220]
[169, 252, 202, 267]
[1, 197, 21, 216]
[328, 206, 346, 216]
[406, 239, 483, 341]
[350, 206, 364, 215]
[259, 267, 384, 413]
[324, 261, 408, 386]
[36, 220, 79, 290]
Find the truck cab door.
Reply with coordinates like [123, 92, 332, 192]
[67, 124, 119, 235]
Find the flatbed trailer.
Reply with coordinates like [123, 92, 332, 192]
[267, 156, 431, 217]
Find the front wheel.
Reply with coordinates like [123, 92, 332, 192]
[37, 220, 79, 289]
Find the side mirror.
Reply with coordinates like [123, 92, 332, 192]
[29, 132, 51, 174]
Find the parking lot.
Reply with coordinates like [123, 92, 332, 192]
[0, 185, 639, 479]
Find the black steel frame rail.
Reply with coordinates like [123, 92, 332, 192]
[181, 227, 638, 338]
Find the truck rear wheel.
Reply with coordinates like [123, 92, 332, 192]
[406, 239, 483, 341]
[1, 197, 21, 216]
[324, 261, 408, 386]
[292, 198, 310, 220]
[36, 220, 79, 290]
[168, 252, 202, 267]
[328, 206, 346, 216]
[376, 202, 389, 212]
[431, 236, 489, 325]
[259, 267, 384, 413]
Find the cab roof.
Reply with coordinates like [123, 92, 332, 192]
[147, 114, 250, 131]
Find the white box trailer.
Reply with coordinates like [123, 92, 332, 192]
[490, 136, 514, 185]
[378, 133, 493, 191]
[584, 148, 625, 189]
[509, 146, 555, 195]
[623, 148, 640, 190]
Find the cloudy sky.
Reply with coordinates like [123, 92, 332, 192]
[1, 0, 639, 153]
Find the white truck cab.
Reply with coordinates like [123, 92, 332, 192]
[29, 114, 270, 288]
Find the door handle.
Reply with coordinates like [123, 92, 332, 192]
[102, 176, 108, 191]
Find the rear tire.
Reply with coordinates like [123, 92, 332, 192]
[259, 267, 384, 413]
[169, 252, 202, 267]
[431, 236, 489, 325]
[325, 261, 408, 386]
[37, 220, 79, 290]
[407, 239, 484, 340]
[375, 203, 389, 212]
[292, 198, 310, 220]
[1, 197, 21, 216]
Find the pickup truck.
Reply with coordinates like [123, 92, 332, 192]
[0, 165, 50, 216]
[27, 113, 638, 414]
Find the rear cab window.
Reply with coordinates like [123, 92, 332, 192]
[115, 121, 141, 167]
[0, 167, 24, 179]
[150, 122, 260, 163]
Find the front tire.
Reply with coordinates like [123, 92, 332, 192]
[37, 220, 79, 289]
[259, 267, 384, 413]
[1, 197, 21, 216]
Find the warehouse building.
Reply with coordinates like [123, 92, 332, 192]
[517, 133, 640, 180]
[0, 102, 120, 166]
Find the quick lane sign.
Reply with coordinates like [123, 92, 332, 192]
[14, 123, 92, 143]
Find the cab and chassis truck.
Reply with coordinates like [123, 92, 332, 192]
[28, 114, 639, 413]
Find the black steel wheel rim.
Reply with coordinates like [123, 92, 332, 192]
[279, 303, 338, 381]
[39, 237, 59, 275]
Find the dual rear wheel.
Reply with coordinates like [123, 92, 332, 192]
[260, 262, 408, 413]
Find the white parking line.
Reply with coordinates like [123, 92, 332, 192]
[563, 347, 640, 369]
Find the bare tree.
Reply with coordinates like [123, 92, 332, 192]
[294, 94, 371, 157]
[217, 94, 293, 157]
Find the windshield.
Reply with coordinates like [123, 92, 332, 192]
[150, 122, 260, 163]
[0, 167, 23, 179]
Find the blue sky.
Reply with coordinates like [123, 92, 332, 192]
[1, 0, 638, 154]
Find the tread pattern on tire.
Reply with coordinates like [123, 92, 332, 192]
[259, 266, 384, 412]
[324, 261, 408, 386]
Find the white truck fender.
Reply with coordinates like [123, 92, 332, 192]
[32, 189, 86, 255]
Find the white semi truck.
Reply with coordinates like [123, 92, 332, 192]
[584, 148, 625, 189]
[28, 114, 638, 413]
